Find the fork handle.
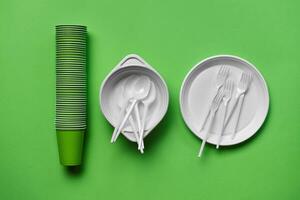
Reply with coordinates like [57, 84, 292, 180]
[199, 88, 219, 131]
[216, 101, 229, 149]
[224, 93, 241, 128]
[198, 111, 216, 157]
[231, 94, 245, 139]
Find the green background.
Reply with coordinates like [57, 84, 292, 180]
[0, 0, 299, 199]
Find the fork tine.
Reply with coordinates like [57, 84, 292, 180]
[219, 65, 224, 73]
[243, 73, 247, 84]
[247, 73, 253, 88]
[249, 73, 253, 82]
[223, 66, 228, 76]
[223, 81, 228, 93]
[247, 73, 251, 84]
[217, 66, 223, 78]
[242, 73, 246, 82]
[216, 91, 223, 104]
[219, 66, 225, 76]
[225, 81, 228, 93]
[224, 66, 230, 76]
[230, 80, 234, 93]
[222, 65, 226, 75]
[213, 91, 220, 103]
[238, 72, 246, 88]
[226, 80, 230, 93]
[212, 96, 219, 109]
[217, 89, 224, 101]
[213, 92, 220, 104]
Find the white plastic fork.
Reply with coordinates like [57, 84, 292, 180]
[198, 89, 224, 157]
[216, 80, 234, 149]
[224, 72, 253, 139]
[199, 66, 230, 131]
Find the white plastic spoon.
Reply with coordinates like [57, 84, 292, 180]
[133, 104, 144, 151]
[138, 81, 156, 150]
[113, 76, 151, 142]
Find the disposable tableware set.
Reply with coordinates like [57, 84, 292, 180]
[55, 25, 269, 165]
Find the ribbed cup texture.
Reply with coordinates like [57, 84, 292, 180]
[55, 25, 87, 130]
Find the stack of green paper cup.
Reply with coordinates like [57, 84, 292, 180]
[55, 25, 87, 166]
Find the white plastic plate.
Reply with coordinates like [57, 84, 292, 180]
[180, 55, 269, 146]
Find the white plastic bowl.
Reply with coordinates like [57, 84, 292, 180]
[100, 54, 169, 142]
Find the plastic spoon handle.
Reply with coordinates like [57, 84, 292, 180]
[113, 99, 137, 142]
[198, 112, 216, 157]
[231, 94, 245, 139]
[216, 102, 229, 149]
[136, 104, 144, 150]
[111, 100, 128, 143]
[128, 115, 142, 152]
[139, 104, 149, 149]
[133, 103, 143, 152]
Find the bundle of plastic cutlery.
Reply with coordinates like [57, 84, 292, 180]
[100, 54, 169, 154]
[198, 66, 253, 157]
[110, 75, 157, 153]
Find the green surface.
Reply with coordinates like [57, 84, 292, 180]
[0, 0, 299, 199]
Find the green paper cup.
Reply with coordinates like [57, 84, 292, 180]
[56, 130, 84, 166]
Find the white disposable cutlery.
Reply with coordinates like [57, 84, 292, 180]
[112, 76, 151, 143]
[216, 80, 234, 148]
[109, 74, 159, 153]
[199, 66, 230, 131]
[114, 77, 142, 148]
[198, 68, 254, 156]
[134, 104, 143, 147]
[227, 72, 253, 139]
[138, 81, 156, 150]
[111, 75, 138, 143]
[198, 89, 224, 157]
[128, 107, 144, 153]
[100, 54, 169, 153]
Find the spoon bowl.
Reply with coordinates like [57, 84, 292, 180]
[131, 76, 151, 100]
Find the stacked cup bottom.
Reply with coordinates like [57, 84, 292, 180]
[55, 25, 87, 166]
